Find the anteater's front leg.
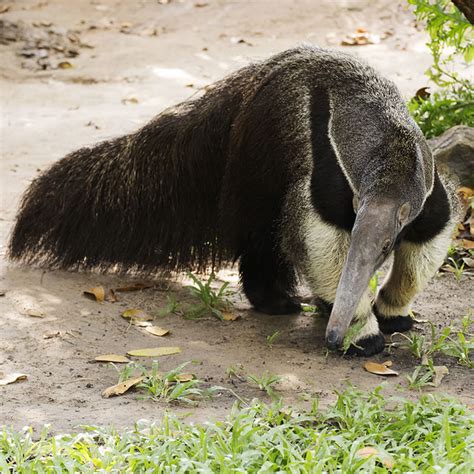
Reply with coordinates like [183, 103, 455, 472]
[374, 225, 453, 334]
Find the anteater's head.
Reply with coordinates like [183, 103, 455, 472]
[325, 129, 434, 351]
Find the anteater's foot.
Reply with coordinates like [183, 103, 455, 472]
[251, 293, 301, 315]
[374, 306, 414, 334]
[345, 332, 386, 357]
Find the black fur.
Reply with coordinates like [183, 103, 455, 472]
[310, 89, 355, 231]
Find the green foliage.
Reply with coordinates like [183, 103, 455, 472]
[407, 0, 474, 137]
[185, 272, 232, 320]
[2, 387, 473, 471]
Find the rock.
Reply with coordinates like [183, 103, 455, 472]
[429, 126, 474, 187]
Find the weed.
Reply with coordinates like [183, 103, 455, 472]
[185, 272, 232, 320]
[391, 315, 473, 369]
[406, 360, 436, 390]
[342, 320, 365, 354]
[246, 371, 282, 399]
[266, 330, 281, 348]
[447, 257, 466, 281]
[114, 361, 215, 405]
[157, 294, 181, 317]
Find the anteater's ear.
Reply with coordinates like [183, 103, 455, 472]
[398, 202, 411, 226]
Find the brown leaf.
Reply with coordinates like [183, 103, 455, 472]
[432, 365, 449, 387]
[115, 283, 153, 292]
[382, 360, 393, 367]
[462, 239, 474, 250]
[0, 373, 28, 386]
[58, 61, 73, 69]
[175, 373, 195, 382]
[101, 376, 144, 398]
[107, 289, 118, 303]
[364, 361, 399, 376]
[83, 286, 105, 303]
[145, 326, 169, 336]
[222, 311, 240, 321]
[95, 354, 131, 363]
[25, 309, 45, 318]
[127, 347, 181, 357]
[415, 87, 431, 100]
[356, 447, 393, 469]
[356, 447, 378, 458]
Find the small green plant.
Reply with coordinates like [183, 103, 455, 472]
[407, 0, 473, 137]
[406, 359, 436, 390]
[185, 272, 232, 320]
[447, 256, 466, 281]
[369, 272, 379, 296]
[342, 320, 366, 354]
[266, 330, 281, 348]
[115, 361, 215, 405]
[246, 371, 282, 399]
[158, 294, 181, 317]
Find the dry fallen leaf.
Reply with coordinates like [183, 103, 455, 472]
[0, 373, 28, 386]
[58, 61, 73, 69]
[127, 347, 181, 357]
[122, 309, 154, 323]
[364, 361, 399, 376]
[107, 289, 118, 303]
[341, 28, 381, 46]
[25, 309, 45, 318]
[83, 286, 105, 303]
[356, 447, 379, 458]
[462, 239, 474, 250]
[122, 96, 139, 105]
[101, 376, 144, 398]
[382, 360, 393, 367]
[95, 354, 131, 363]
[145, 326, 169, 336]
[432, 365, 449, 387]
[356, 447, 393, 469]
[222, 311, 240, 321]
[175, 373, 195, 382]
[115, 283, 153, 292]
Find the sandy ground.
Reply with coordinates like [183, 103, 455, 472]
[0, 0, 472, 432]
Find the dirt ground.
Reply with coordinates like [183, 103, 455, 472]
[0, 0, 472, 432]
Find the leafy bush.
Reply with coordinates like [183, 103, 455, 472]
[407, 0, 474, 137]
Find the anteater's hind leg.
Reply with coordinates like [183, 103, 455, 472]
[374, 224, 453, 334]
[240, 238, 300, 315]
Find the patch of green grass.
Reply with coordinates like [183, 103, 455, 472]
[114, 361, 219, 405]
[157, 294, 181, 317]
[184, 272, 232, 320]
[406, 359, 437, 390]
[391, 316, 473, 369]
[2, 387, 473, 471]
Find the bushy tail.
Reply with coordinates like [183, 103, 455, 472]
[8, 74, 248, 274]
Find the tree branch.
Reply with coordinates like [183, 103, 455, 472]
[452, 0, 474, 24]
